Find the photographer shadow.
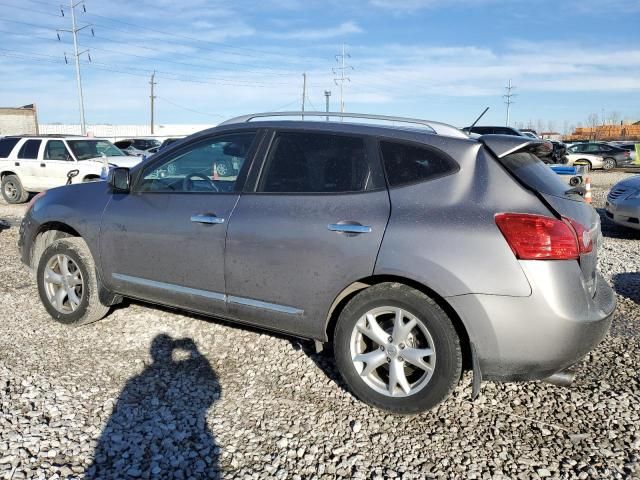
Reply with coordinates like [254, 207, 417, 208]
[85, 334, 221, 479]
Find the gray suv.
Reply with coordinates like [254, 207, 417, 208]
[18, 112, 615, 414]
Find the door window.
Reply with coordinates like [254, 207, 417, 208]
[17, 139, 42, 159]
[380, 140, 458, 187]
[259, 132, 372, 193]
[44, 140, 73, 161]
[0, 138, 20, 157]
[139, 132, 256, 193]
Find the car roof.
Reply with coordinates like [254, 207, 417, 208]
[2, 135, 86, 139]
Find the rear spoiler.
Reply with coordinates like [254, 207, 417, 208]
[479, 134, 553, 159]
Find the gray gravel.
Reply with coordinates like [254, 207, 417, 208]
[1, 172, 639, 479]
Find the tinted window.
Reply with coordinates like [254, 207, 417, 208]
[0, 137, 20, 157]
[499, 152, 572, 198]
[259, 132, 370, 193]
[44, 140, 72, 160]
[67, 140, 124, 160]
[18, 139, 41, 159]
[380, 141, 458, 187]
[140, 132, 256, 193]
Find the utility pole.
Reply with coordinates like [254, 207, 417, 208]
[58, 1, 92, 136]
[333, 44, 352, 113]
[324, 90, 331, 121]
[301, 72, 307, 119]
[503, 79, 516, 127]
[150, 71, 157, 134]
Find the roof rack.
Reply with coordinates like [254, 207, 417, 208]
[4, 134, 86, 138]
[218, 111, 468, 139]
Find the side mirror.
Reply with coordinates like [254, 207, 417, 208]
[108, 167, 131, 193]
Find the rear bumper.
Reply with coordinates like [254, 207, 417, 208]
[448, 262, 615, 381]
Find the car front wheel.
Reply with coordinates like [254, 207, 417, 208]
[37, 237, 110, 325]
[333, 283, 462, 414]
[603, 158, 616, 170]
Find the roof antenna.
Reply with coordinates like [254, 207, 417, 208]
[468, 107, 489, 131]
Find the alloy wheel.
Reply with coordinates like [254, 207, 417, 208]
[4, 181, 18, 201]
[349, 306, 436, 397]
[43, 254, 84, 313]
[603, 158, 615, 170]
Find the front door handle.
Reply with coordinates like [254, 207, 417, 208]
[14, 162, 19, 166]
[40, 163, 46, 167]
[328, 223, 372, 234]
[191, 214, 225, 225]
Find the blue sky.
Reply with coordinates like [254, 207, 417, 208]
[0, 0, 639, 131]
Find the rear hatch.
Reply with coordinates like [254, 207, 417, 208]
[481, 135, 600, 297]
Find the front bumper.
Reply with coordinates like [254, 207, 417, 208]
[18, 208, 36, 268]
[605, 199, 640, 230]
[448, 262, 615, 381]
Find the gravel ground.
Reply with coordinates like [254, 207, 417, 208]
[0, 172, 639, 480]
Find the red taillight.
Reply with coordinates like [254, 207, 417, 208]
[495, 213, 579, 260]
[624, 151, 630, 157]
[563, 217, 593, 254]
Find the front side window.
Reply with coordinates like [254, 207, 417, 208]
[67, 140, 124, 160]
[380, 141, 458, 187]
[17, 139, 42, 159]
[44, 140, 73, 161]
[259, 132, 370, 193]
[140, 132, 256, 193]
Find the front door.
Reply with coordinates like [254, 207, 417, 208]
[225, 130, 391, 339]
[100, 131, 260, 316]
[41, 140, 77, 188]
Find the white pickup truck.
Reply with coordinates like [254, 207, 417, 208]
[0, 135, 142, 203]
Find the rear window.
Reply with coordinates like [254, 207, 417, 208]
[0, 138, 20, 157]
[499, 152, 573, 198]
[380, 141, 458, 187]
[17, 139, 42, 159]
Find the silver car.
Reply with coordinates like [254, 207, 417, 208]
[18, 112, 615, 414]
[606, 175, 640, 230]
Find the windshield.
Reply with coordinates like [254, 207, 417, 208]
[66, 140, 125, 160]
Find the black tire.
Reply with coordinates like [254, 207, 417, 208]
[603, 157, 616, 170]
[37, 237, 110, 325]
[333, 282, 462, 414]
[1, 174, 29, 204]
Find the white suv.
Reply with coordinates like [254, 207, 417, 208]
[0, 136, 143, 203]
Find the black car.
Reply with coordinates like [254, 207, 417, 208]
[462, 126, 526, 136]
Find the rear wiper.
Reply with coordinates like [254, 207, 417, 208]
[564, 186, 585, 197]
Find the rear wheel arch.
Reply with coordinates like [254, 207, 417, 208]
[324, 275, 472, 371]
[1, 170, 18, 180]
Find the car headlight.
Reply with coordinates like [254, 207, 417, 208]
[626, 189, 640, 199]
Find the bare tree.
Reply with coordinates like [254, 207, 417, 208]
[547, 121, 556, 133]
[586, 113, 599, 140]
[536, 119, 545, 134]
[608, 111, 621, 125]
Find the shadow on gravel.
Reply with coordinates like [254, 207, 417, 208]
[0, 219, 11, 232]
[596, 208, 640, 240]
[612, 273, 640, 304]
[85, 334, 221, 479]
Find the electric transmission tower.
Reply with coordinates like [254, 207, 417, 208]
[333, 44, 353, 113]
[57, 0, 93, 136]
[503, 79, 517, 127]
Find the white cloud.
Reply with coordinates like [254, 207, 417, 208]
[267, 21, 363, 40]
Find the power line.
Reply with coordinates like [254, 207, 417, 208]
[155, 97, 225, 118]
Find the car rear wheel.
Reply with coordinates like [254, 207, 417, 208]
[37, 237, 110, 325]
[333, 283, 462, 414]
[603, 158, 616, 170]
[1, 174, 29, 204]
[215, 160, 230, 177]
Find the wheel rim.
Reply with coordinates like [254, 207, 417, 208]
[350, 306, 436, 398]
[4, 181, 18, 200]
[216, 163, 228, 176]
[167, 163, 177, 175]
[43, 254, 84, 313]
[604, 159, 615, 170]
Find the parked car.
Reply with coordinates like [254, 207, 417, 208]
[0, 135, 142, 204]
[565, 153, 607, 170]
[605, 175, 640, 230]
[159, 137, 183, 151]
[114, 138, 161, 157]
[461, 125, 526, 136]
[567, 142, 632, 169]
[18, 112, 615, 414]
[520, 129, 539, 138]
[550, 141, 567, 163]
[614, 143, 638, 162]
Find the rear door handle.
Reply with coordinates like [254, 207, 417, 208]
[191, 214, 225, 225]
[328, 223, 372, 234]
[14, 162, 19, 166]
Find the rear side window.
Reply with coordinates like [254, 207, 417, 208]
[499, 152, 570, 197]
[380, 141, 458, 187]
[259, 132, 371, 193]
[17, 140, 42, 159]
[0, 138, 20, 157]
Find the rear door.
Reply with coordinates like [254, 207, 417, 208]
[224, 129, 390, 339]
[481, 136, 601, 296]
[16, 139, 44, 190]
